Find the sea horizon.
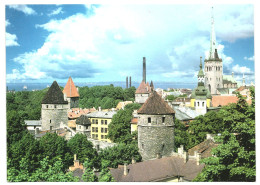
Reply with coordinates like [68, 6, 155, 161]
[6, 81, 197, 92]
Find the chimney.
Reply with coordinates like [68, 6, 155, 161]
[126, 76, 128, 89]
[183, 152, 188, 163]
[143, 57, 146, 83]
[124, 163, 128, 176]
[178, 145, 184, 155]
[74, 154, 77, 161]
[129, 76, 131, 87]
[74, 154, 80, 168]
[132, 158, 136, 164]
[196, 153, 201, 165]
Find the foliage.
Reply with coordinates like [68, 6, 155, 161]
[187, 111, 224, 149]
[165, 95, 176, 101]
[8, 157, 79, 182]
[39, 133, 72, 170]
[78, 85, 136, 109]
[98, 160, 115, 182]
[107, 103, 141, 144]
[174, 118, 190, 151]
[193, 87, 255, 182]
[67, 133, 99, 169]
[98, 143, 142, 169]
[82, 160, 98, 182]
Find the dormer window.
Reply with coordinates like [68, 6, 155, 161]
[148, 117, 151, 123]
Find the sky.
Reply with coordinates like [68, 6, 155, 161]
[5, 3, 255, 85]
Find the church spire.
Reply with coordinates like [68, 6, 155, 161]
[209, 7, 217, 60]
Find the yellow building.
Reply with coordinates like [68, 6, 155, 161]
[87, 110, 117, 143]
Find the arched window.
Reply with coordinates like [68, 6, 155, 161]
[202, 102, 205, 107]
[197, 102, 199, 107]
[208, 84, 211, 92]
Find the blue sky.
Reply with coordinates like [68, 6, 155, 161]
[5, 4, 255, 84]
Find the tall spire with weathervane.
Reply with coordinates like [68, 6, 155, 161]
[209, 7, 217, 60]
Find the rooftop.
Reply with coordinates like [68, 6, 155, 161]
[87, 110, 117, 119]
[76, 115, 91, 126]
[110, 155, 205, 182]
[42, 81, 68, 104]
[188, 139, 219, 159]
[138, 91, 175, 115]
[63, 77, 80, 98]
[212, 95, 238, 107]
[173, 107, 200, 121]
[135, 81, 151, 94]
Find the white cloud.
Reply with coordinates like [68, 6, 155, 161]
[8, 5, 36, 15]
[47, 7, 64, 16]
[6, 20, 10, 27]
[6, 32, 19, 47]
[244, 56, 254, 61]
[7, 4, 254, 82]
[232, 64, 253, 75]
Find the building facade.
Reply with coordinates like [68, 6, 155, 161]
[41, 81, 69, 131]
[137, 91, 175, 161]
[87, 110, 117, 143]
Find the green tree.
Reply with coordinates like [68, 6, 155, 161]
[67, 133, 99, 169]
[98, 160, 114, 182]
[165, 95, 176, 101]
[107, 103, 141, 144]
[98, 143, 142, 169]
[193, 87, 255, 182]
[39, 133, 71, 170]
[82, 160, 98, 182]
[174, 118, 190, 151]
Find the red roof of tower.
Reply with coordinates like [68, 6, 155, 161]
[135, 81, 151, 94]
[63, 77, 80, 98]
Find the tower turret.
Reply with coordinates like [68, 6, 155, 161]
[63, 77, 80, 108]
[137, 91, 175, 161]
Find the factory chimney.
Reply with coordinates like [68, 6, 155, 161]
[126, 76, 128, 89]
[129, 76, 132, 87]
[143, 57, 146, 83]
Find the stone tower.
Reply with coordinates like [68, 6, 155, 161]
[191, 57, 212, 115]
[41, 81, 69, 131]
[204, 7, 223, 95]
[137, 91, 175, 161]
[63, 77, 80, 108]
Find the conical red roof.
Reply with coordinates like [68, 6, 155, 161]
[136, 81, 151, 94]
[137, 91, 175, 115]
[63, 77, 79, 97]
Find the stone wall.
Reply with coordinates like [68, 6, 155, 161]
[138, 114, 175, 161]
[41, 104, 69, 131]
[204, 59, 223, 95]
[65, 97, 79, 109]
[135, 93, 149, 104]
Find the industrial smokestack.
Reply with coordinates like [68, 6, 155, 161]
[126, 76, 128, 89]
[143, 57, 146, 83]
[129, 76, 132, 87]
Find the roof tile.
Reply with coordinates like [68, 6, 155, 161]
[63, 77, 80, 97]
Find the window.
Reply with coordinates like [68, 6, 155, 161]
[148, 117, 151, 123]
[96, 134, 98, 138]
[162, 117, 165, 123]
[105, 120, 107, 125]
[92, 119, 94, 124]
[92, 134, 95, 139]
[95, 127, 98, 132]
[54, 105, 56, 108]
[101, 128, 104, 133]
[142, 143, 144, 149]
[96, 120, 98, 124]
[92, 127, 95, 132]
[79, 126, 81, 129]
[101, 135, 104, 139]
[105, 128, 108, 133]
[197, 102, 199, 107]
[46, 105, 48, 108]
[202, 102, 205, 107]
[50, 126, 53, 130]
[101, 120, 104, 125]
[50, 120, 51, 123]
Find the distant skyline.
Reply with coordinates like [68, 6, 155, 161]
[6, 4, 255, 84]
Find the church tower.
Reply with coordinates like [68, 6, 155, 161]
[137, 91, 175, 161]
[63, 77, 80, 108]
[191, 57, 212, 115]
[204, 7, 223, 95]
[41, 81, 69, 131]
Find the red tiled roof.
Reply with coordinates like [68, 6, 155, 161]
[212, 96, 238, 107]
[138, 91, 175, 115]
[68, 108, 96, 119]
[63, 77, 79, 98]
[130, 118, 138, 124]
[136, 81, 151, 94]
